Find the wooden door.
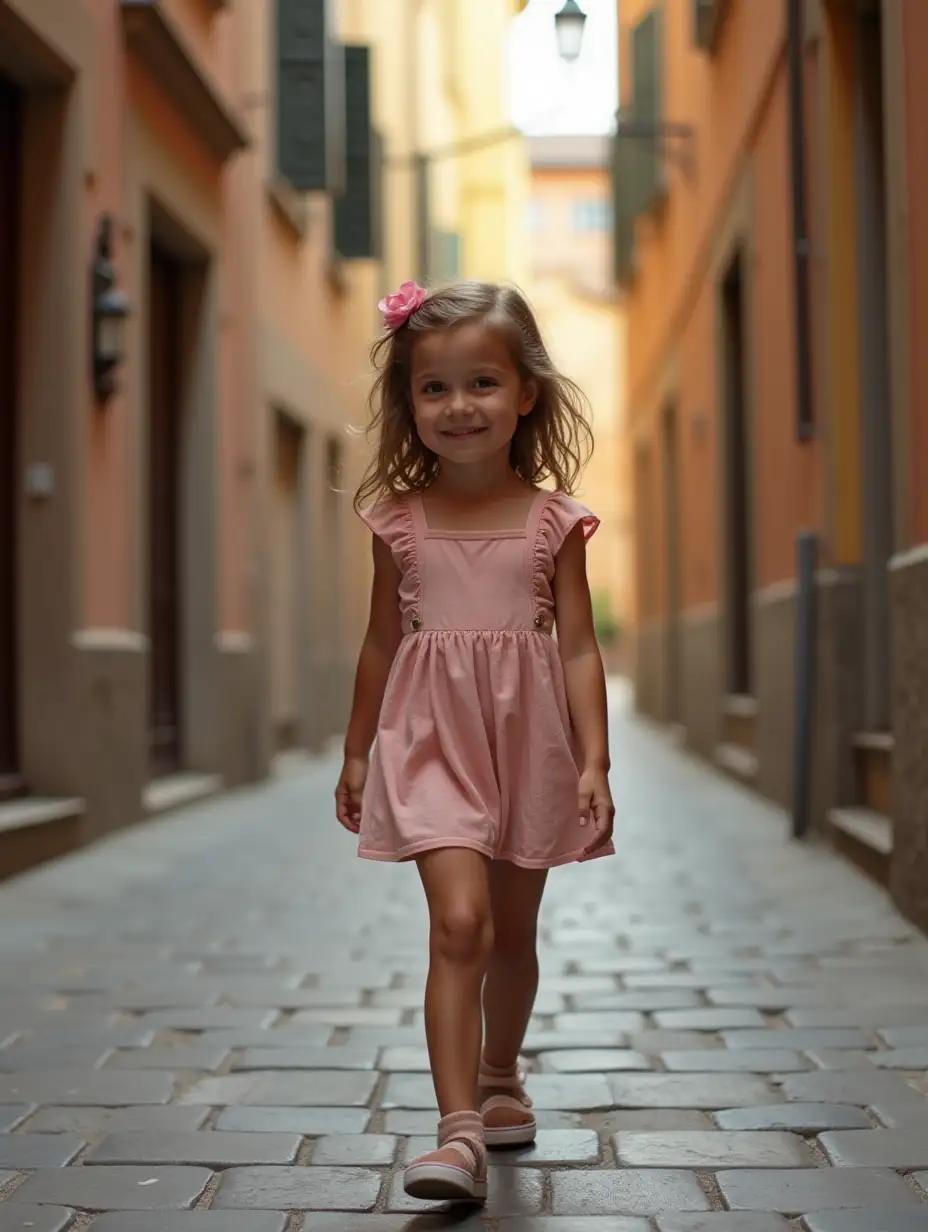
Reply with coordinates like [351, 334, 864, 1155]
[0, 76, 22, 798]
[722, 249, 753, 698]
[270, 413, 302, 750]
[147, 245, 182, 777]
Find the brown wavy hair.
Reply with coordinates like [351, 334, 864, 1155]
[354, 280, 593, 512]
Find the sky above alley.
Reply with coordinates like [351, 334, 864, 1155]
[509, 0, 618, 136]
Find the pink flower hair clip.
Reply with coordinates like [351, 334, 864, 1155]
[378, 280, 428, 331]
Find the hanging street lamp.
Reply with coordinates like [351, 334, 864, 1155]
[554, 0, 588, 63]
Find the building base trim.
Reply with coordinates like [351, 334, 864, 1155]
[633, 567, 865, 825]
[888, 544, 928, 930]
[72, 628, 149, 652]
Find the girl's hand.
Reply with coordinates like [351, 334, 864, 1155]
[579, 765, 615, 854]
[336, 757, 368, 834]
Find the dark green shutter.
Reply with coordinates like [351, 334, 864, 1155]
[611, 133, 636, 288]
[334, 45, 380, 259]
[693, 0, 712, 47]
[631, 6, 664, 213]
[693, 0, 726, 51]
[277, 0, 345, 193]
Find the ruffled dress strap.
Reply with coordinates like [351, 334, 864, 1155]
[358, 494, 422, 620]
[529, 492, 599, 628]
[359, 495, 413, 547]
[538, 491, 600, 557]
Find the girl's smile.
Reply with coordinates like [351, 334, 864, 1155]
[410, 322, 536, 467]
[440, 424, 489, 439]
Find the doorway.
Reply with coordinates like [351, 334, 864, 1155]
[147, 243, 184, 777]
[855, 0, 893, 732]
[633, 442, 659, 715]
[0, 75, 21, 799]
[270, 411, 304, 751]
[721, 248, 754, 698]
[661, 401, 682, 723]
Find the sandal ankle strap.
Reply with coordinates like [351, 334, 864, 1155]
[479, 1065, 527, 1088]
[437, 1110, 486, 1156]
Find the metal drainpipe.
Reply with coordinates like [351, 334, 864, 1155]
[786, 0, 817, 838]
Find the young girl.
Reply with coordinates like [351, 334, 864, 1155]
[335, 279, 614, 1204]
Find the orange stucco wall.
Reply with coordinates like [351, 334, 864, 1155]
[623, 0, 784, 403]
[751, 64, 820, 587]
[622, 0, 824, 621]
[678, 281, 718, 609]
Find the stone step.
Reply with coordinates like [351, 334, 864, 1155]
[828, 805, 893, 886]
[0, 796, 85, 881]
[143, 773, 224, 816]
[722, 693, 758, 752]
[853, 729, 893, 816]
[713, 741, 759, 785]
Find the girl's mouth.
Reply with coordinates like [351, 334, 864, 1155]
[442, 426, 488, 439]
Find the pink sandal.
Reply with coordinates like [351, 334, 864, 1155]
[479, 1059, 537, 1148]
[403, 1109, 488, 1203]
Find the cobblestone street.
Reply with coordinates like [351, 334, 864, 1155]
[1, 687, 928, 1230]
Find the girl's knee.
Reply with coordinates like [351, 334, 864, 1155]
[491, 922, 538, 965]
[431, 900, 494, 965]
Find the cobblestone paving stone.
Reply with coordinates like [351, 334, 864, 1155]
[1, 687, 928, 1228]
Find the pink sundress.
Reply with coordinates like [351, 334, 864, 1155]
[358, 488, 615, 868]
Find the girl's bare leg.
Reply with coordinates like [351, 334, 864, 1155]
[416, 848, 494, 1115]
[476, 862, 547, 1146]
[482, 862, 548, 1068]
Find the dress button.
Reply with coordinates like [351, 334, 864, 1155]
[533, 612, 546, 628]
[410, 614, 422, 631]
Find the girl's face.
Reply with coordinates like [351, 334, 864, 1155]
[409, 322, 537, 469]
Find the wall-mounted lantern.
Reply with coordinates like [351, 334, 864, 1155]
[554, 0, 588, 63]
[92, 214, 130, 404]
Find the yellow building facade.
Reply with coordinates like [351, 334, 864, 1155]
[526, 137, 630, 668]
[339, 0, 530, 290]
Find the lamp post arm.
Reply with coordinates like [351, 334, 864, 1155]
[385, 124, 522, 170]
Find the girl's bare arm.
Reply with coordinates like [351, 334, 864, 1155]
[552, 524, 610, 772]
[343, 535, 404, 761]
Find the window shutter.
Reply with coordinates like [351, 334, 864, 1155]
[276, 0, 345, 194]
[692, 0, 728, 52]
[693, 0, 713, 47]
[334, 45, 380, 259]
[611, 133, 636, 288]
[631, 6, 665, 214]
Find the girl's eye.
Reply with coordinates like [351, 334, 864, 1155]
[474, 377, 497, 389]
[422, 381, 445, 395]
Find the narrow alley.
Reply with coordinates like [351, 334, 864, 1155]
[0, 688, 926, 1229]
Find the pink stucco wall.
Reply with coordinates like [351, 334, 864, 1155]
[81, 0, 248, 632]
